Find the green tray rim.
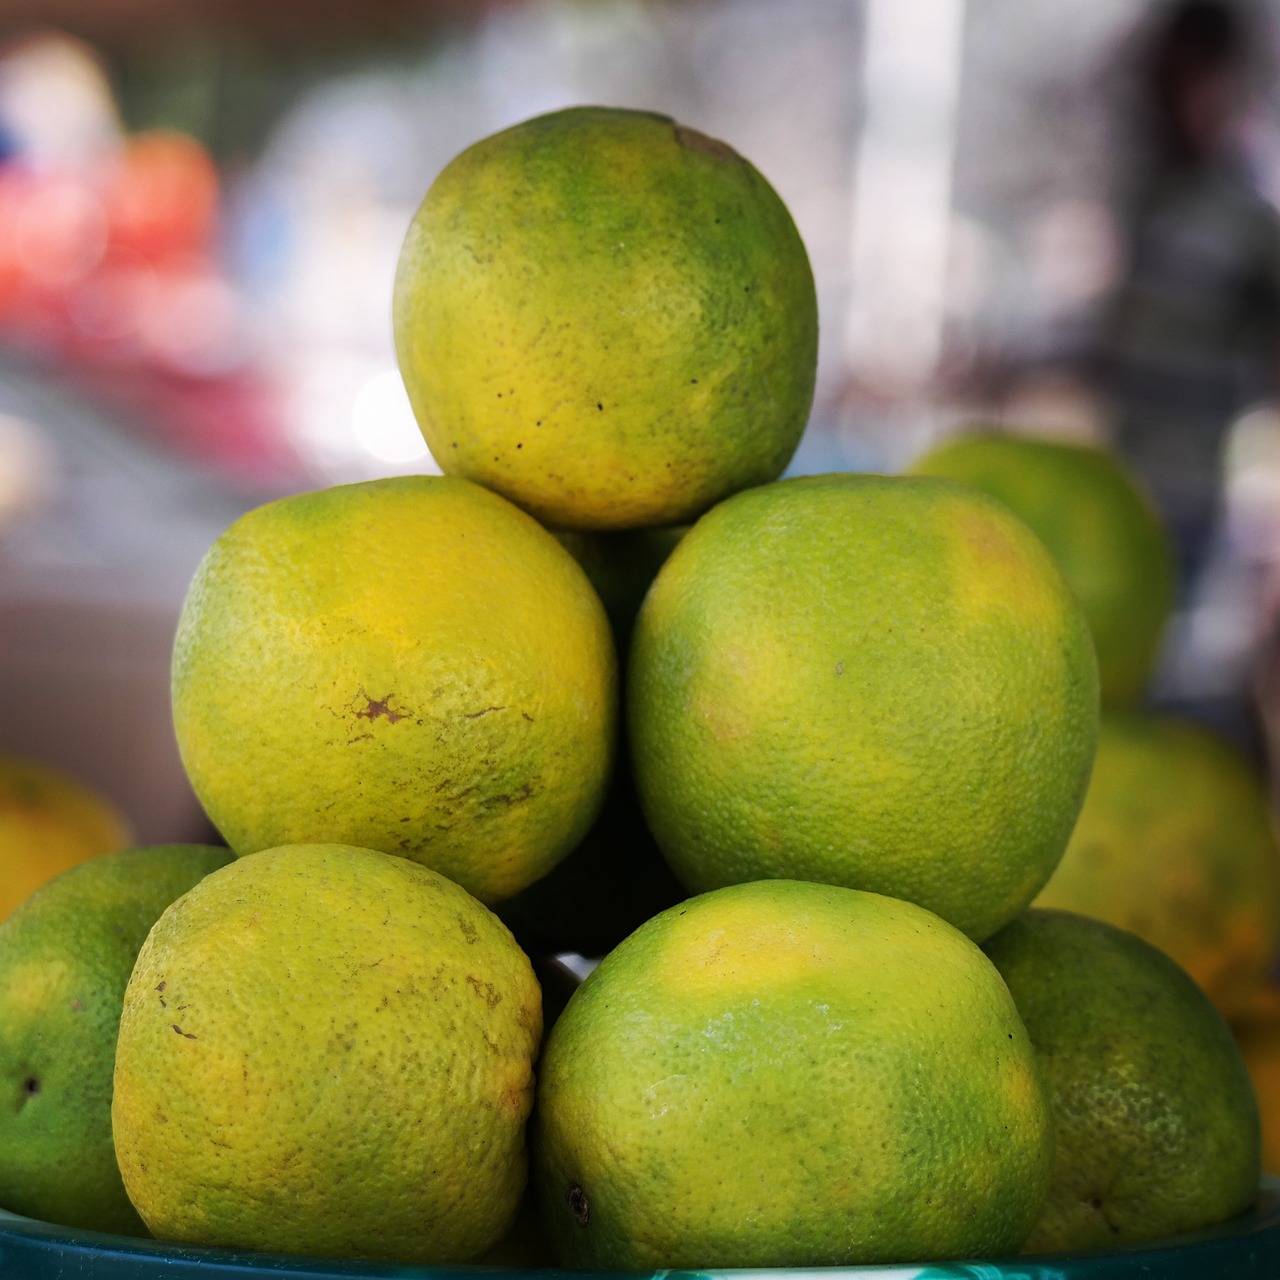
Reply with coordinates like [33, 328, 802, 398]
[2, 1177, 1279, 1279]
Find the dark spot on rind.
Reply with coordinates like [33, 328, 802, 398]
[354, 691, 408, 724]
[568, 1182, 589, 1226]
[21, 1077, 39, 1098]
[172, 1025, 197, 1040]
[466, 975, 503, 1009]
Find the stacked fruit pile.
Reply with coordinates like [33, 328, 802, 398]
[0, 107, 1273, 1269]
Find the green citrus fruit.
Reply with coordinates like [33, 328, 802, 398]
[112, 843, 542, 1263]
[533, 879, 1053, 1268]
[171, 476, 616, 903]
[984, 909, 1260, 1252]
[393, 106, 817, 530]
[1034, 713, 1280, 1018]
[628, 473, 1099, 941]
[0, 757, 131, 922]
[911, 432, 1175, 705]
[0, 843, 231, 1234]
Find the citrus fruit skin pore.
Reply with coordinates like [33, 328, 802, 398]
[112, 843, 542, 1263]
[394, 106, 818, 530]
[171, 476, 616, 903]
[911, 432, 1175, 706]
[628, 473, 1100, 941]
[1034, 713, 1280, 1018]
[0, 843, 231, 1234]
[534, 879, 1053, 1269]
[984, 909, 1260, 1253]
[0, 757, 131, 922]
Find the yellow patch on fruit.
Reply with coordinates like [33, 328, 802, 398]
[912, 432, 1174, 705]
[0, 757, 130, 922]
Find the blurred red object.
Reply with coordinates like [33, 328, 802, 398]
[104, 129, 219, 264]
[0, 129, 302, 487]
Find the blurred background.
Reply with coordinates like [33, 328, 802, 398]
[1, 0, 1279, 841]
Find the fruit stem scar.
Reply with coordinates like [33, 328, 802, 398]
[567, 1182, 589, 1226]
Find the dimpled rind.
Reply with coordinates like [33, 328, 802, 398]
[393, 106, 818, 530]
[112, 844, 543, 1263]
[985, 909, 1260, 1252]
[534, 879, 1053, 1268]
[628, 472, 1100, 942]
[171, 475, 617, 904]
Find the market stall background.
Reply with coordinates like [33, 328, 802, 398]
[0, 0, 1278, 842]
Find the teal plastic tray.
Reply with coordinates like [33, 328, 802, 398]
[2, 1182, 1279, 1280]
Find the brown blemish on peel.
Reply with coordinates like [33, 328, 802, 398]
[674, 124, 740, 162]
[355, 691, 408, 724]
[466, 975, 503, 1009]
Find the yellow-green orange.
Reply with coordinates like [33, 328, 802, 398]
[533, 879, 1053, 1268]
[628, 473, 1099, 941]
[0, 757, 131, 922]
[911, 432, 1174, 705]
[1034, 713, 1280, 1018]
[0, 843, 231, 1234]
[112, 843, 542, 1263]
[984, 910, 1259, 1252]
[171, 477, 616, 903]
[394, 106, 817, 530]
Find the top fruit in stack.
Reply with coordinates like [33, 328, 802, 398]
[392, 106, 819, 531]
